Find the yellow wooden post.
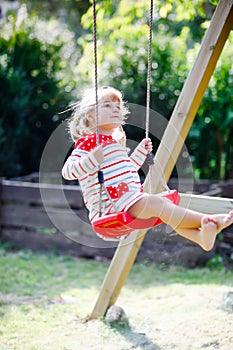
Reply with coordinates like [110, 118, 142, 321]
[89, 230, 147, 319]
[89, 0, 233, 320]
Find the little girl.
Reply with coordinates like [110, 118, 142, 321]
[62, 86, 233, 251]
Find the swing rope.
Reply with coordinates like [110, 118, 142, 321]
[145, 0, 154, 194]
[93, 0, 121, 216]
[93, 0, 99, 147]
[144, 0, 170, 194]
[93, 0, 105, 216]
[91, 1, 180, 238]
[92, 0, 171, 221]
[93, 0, 154, 146]
[145, 0, 153, 140]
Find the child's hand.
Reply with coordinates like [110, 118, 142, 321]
[92, 145, 105, 164]
[141, 138, 153, 153]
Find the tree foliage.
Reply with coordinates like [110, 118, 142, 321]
[187, 38, 233, 180]
[0, 6, 75, 177]
[3, 0, 90, 35]
[77, 0, 233, 180]
[77, 0, 191, 116]
[1, 0, 232, 180]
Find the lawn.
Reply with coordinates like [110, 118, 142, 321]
[0, 245, 233, 350]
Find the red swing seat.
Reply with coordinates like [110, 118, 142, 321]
[92, 189, 180, 239]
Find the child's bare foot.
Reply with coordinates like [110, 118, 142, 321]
[199, 211, 233, 251]
[199, 217, 218, 251]
[213, 210, 233, 233]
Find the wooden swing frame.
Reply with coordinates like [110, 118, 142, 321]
[89, 0, 233, 320]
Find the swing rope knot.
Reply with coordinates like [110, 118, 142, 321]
[146, 152, 154, 166]
[98, 170, 104, 184]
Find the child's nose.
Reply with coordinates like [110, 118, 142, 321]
[112, 103, 119, 112]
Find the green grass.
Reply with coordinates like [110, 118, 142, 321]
[0, 245, 233, 350]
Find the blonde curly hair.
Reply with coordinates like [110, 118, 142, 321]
[68, 86, 129, 141]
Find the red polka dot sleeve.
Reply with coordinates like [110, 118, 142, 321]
[62, 134, 99, 180]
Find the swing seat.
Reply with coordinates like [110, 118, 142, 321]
[92, 189, 180, 239]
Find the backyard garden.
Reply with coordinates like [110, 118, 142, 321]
[0, 1, 233, 349]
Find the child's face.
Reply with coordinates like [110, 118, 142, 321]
[92, 93, 123, 133]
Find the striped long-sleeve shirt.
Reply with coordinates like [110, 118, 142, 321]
[62, 133, 148, 222]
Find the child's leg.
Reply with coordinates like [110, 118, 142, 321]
[127, 194, 233, 251]
[173, 218, 218, 251]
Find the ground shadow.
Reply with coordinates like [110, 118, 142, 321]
[106, 320, 161, 350]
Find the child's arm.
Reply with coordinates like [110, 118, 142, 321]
[62, 145, 104, 180]
[130, 138, 153, 170]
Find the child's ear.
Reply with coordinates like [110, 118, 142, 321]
[85, 111, 96, 128]
[86, 111, 95, 122]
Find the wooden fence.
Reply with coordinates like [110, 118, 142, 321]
[0, 179, 117, 259]
[0, 177, 233, 265]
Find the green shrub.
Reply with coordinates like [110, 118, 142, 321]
[0, 6, 76, 177]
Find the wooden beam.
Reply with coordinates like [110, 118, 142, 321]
[89, 0, 233, 320]
[179, 193, 233, 214]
